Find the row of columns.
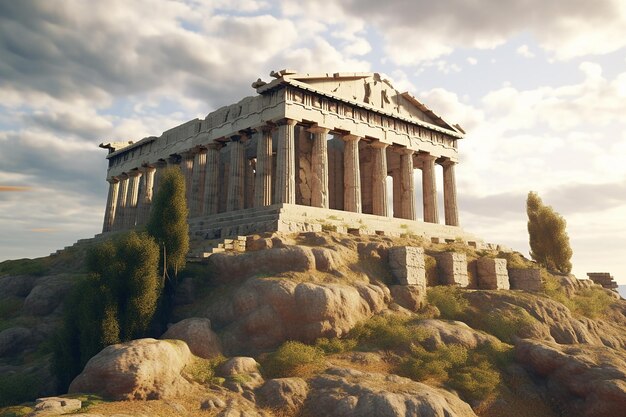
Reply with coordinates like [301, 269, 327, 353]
[103, 118, 459, 233]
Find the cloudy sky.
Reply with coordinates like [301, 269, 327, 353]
[1, 0, 625, 284]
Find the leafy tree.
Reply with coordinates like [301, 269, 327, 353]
[526, 191, 573, 274]
[146, 166, 189, 280]
[53, 232, 160, 390]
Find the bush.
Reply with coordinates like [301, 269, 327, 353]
[542, 273, 615, 318]
[426, 286, 469, 319]
[349, 315, 430, 351]
[0, 373, 38, 407]
[183, 355, 226, 384]
[474, 306, 538, 343]
[314, 337, 357, 354]
[0, 258, 47, 277]
[262, 341, 325, 378]
[448, 362, 501, 402]
[424, 255, 438, 286]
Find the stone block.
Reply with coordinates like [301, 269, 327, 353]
[476, 257, 509, 290]
[434, 252, 469, 287]
[509, 268, 541, 292]
[390, 285, 426, 311]
[388, 246, 426, 286]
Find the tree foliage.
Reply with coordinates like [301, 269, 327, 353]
[53, 231, 160, 390]
[526, 191, 573, 274]
[146, 166, 189, 279]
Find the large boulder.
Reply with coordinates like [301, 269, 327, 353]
[516, 339, 626, 417]
[205, 277, 390, 354]
[69, 338, 193, 400]
[0, 326, 31, 357]
[307, 367, 477, 417]
[160, 318, 222, 359]
[415, 319, 500, 350]
[22, 274, 76, 316]
[256, 378, 309, 414]
[0, 274, 38, 297]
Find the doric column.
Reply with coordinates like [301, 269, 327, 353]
[151, 160, 167, 198]
[442, 159, 459, 226]
[308, 126, 330, 209]
[102, 177, 119, 232]
[124, 170, 142, 229]
[203, 143, 222, 215]
[275, 119, 297, 204]
[227, 135, 245, 211]
[113, 174, 129, 231]
[190, 148, 208, 217]
[371, 142, 389, 217]
[245, 158, 255, 209]
[343, 134, 362, 213]
[254, 125, 273, 207]
[419, 153, 439, 223]
[136, 165, 156, 226]
[180, 151, 195, 209]
[399, 148, 416, 220]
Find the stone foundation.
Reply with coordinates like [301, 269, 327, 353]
[388, 246, 426, 286]
[434, 252, 469, 287]
[587, 272, 619, 291]
[476, 257, 509, 290]
[509, 268, 542, 292]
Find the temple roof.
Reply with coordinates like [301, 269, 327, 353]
[256, 70, 464, 136]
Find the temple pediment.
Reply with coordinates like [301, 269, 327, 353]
[259, 71, 461, 133]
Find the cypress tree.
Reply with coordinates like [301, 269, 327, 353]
[526, 191, 573, 274]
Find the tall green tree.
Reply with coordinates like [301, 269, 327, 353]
[146, 166, 189, 280]
[526, 191, 573, 274]
[53, 231, 160, 390]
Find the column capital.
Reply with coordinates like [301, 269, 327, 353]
[307, 125, 330, 135]
[370, 140, 389, 149]
[127, 169, 142, 178]
[118, 172, 129, 180]
[207, 141, 224, 150]
[342, 134, 361, 142]
[107, 177, 120, 184]
[276, 118, 297, 127]
[439, 158, 457, 167]
[416, 152, 437, 162]
[397, 147, 414, 155]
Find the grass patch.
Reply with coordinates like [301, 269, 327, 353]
[470, 306, 538, 343]
[0, 406, 33, 417]
[183, 355, 226, 385]
[0, 373, 39, 407]
[426, 286, 469, 319]
[348, 315, 431, 351]
[424, 255, 438, 286]
[0, 259, 47, 277]
[314, 337, 357, 354]
[543, 273, 615, 318]
[261, 341, 325, 378]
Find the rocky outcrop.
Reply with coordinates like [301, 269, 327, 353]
[33, 397, 82, 415]
[516, 339, 626, 417]
[22, 274, 76, 316]
[68, 338, 193, 400]
[160, 318, 222, 359]
[307, 367, 477, 417]
[256, 378, 309, 414]
[0, 326, 31, 356]
[205, 277, 390, 354]
[416, 319, 500, 350]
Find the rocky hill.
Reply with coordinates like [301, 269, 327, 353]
[0, 232, 624, 417]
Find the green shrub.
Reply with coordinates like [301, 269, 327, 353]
[448, 362, 501, 402]
[262, 341, 325, 378]
[0, 405, 33, 417]
[314, 337, 357, 354]
[0, 373, 38, 407]
[426, 286, 469, 319]
[542, 273, 614, 318]
[424, 255, 438, 286]
[0, 258, 47, 277]
[474, 306, 537, 343]
[349, 315, 430, 351]
[183, 355, 226, 384]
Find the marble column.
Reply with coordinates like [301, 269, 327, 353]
[136, 165, 155, 226]
[180, 151, 195, 209]
[399, 148, 416, 220]
[203, 143, 222, 215]
[442, 159, 459, 226]
[254, 125, 273, 207]
[102, 177, 119, 232]
[419, 153, 439, 224]
[371, 142, 389, 217]
[275, 119, 297, 204]
[227, 135, 245, 211]
[244, 158, 255, 209]
[343, 134, 362, 213]
[124, 170, 142, 229]
[113, 174, 129, 231]
[309, 126, 330, 208]
[190, 148, 208, 217]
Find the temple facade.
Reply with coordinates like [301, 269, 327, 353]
[100, 71, 480, 245]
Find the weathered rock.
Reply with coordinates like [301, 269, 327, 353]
[390, 285, 425, 311]
[256, 378, 309, 414]
[0, 326, 31, 357]
[0, 274, 38, 297]
[509, 268, 542, 292]
[416, 319, 500, 350]
[161, 318, 222, 359]
[218, 357, 260, 376]
[307, 367, 477, 417]
[209, 246, 315, 282]
[200, 394, 227, 410]
[516, 339, 626, 417]
[434, 252, 469, 287]
[23, 274, 75, 316]
[388, 246, 425, 286]
[311, 247, 344, 272]
[34, 397, 82, 414]
[206, 277, 390, 354]
[476, 257, 509, 290]
[69, 338, 192, 400]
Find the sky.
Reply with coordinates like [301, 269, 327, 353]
[1, 0, 625, 284]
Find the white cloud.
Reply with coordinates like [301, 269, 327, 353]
[467, 57, 478, 65]
[516, 44, 535, 58]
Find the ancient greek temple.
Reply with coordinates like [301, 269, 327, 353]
[100, 71, 479, 244]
